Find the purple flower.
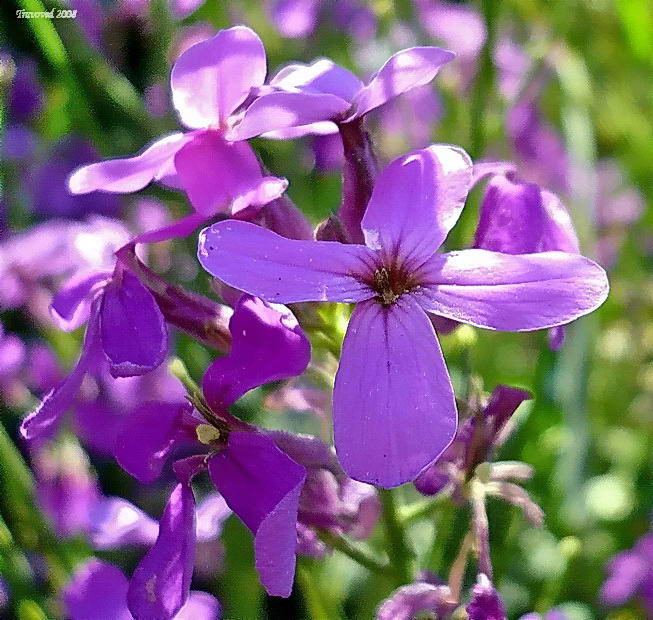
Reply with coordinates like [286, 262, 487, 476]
[269, 0, 319, 38]
[32, 137, 121, 219]
[601, 532, 653, 613]
[466, 574, 506, 620]
[7, 58, 43, 123]
[20, 265, 168, 441]
[63, 559, 221, 620]
[68, 27, 288, 243]
[415, 385, 532, 496]
[229, 46, 455, 141]
[114, 295, 311, 603]
[198, 145, 609, 487]
[376, 580, 455, 619]
[473, 171, 580, 350]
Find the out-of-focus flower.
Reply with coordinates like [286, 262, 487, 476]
[69, 27, 288, 244]
[519, 609, 569, 620]
[32, 138, 121, 219]
[376, 578, 455, 620]
[8, 59, 43, 123]
[199, 145, 609, 487]
[601, 531, 653, 614]
[63, 559, 221, 620]
[594, 160, 644, 268]
[33, 440, 102, 538]
[269, 0, 320, 38]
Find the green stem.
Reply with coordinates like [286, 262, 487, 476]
[297, 560, 343, 620]
[378, 489, 417, 584]
[398, 492, 450, 525]
[469, 0, 499, 158]
[314, 528, 394, 579]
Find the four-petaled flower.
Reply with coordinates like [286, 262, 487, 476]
[198, 144, 609, 487]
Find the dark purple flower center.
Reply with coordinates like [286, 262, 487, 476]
[371, 265, 416, 306]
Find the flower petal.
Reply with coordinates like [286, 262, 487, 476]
[202, 295, 310, 411]
[99, 271, 168, 378]
[333, 296, 457, 487]
[128, 484, 196, 619]
[195, 493, 231, 542]
[114, 402, 187, 483]
[198, 220, 376, 303]
[229, 91, 351, 141]
[208, 431, 306, 597]
[63, 559, 132, 620]
[171, 26, 266, 129]
[416, 249, 609, 331]
[270, 58, 363, 101]
[174, 591, 222, 620]
[20, 307, 101, 441]
[68, 133, 191, 194]
[89, 497, 159, 549]
[174, 132, 287, 216]
[361, 145, 472, 268]
[133, 213, 208, 244]
[349, 47, 455, 119]
[50, 271, 110, 332]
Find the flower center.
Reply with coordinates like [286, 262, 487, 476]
[372, 266, 414, 306]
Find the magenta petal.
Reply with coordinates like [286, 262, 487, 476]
[171, 26, 266, 129]
[203, 295, 309, 410]
[229, 91, 352, 141]
[20, 308, 101, 441]
[417, 249, 609, 331]
[333, 296, 457, 487]
[128, 483, 196, 619]
[50, 271, 110, 332]
[349, 47, 455, 119]
[208, 431, 306, 597]
[174, 132, 287, 216]
[68, 133, 191, 194]
[63, 559, 132, 620]
[99, 271, 168, 378]
[114, 402, 186, 483]
[198, 220, 376, 303]
[90, 497, 159, 549]
[361, 145, 472, 268]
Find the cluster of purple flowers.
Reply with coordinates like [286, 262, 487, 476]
[1, 13, 628, 620]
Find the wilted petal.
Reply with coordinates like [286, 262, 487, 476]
[63, 559, 132, 620]
[50, 271, 110, 332]
[20, 308, 101, 441]
[361, 145, 472, 268]
[128, 484, 196, 619]
[417, 249, 609, 331]
[230, 91, 352, 141]
[171, 27, 266, 129]
[90, 497, 159, 549]
[99, 271, 168, 378]
[174, 132, 287, 216]
[202, 295, 310, 410]
[68, 133, 191, 194]
[334, 296, 457, 487]
[350, 47, 455, 119]
[208, 431, 306, 597]
[114, 402, 187, 483]
[198, 220, 376, 303]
